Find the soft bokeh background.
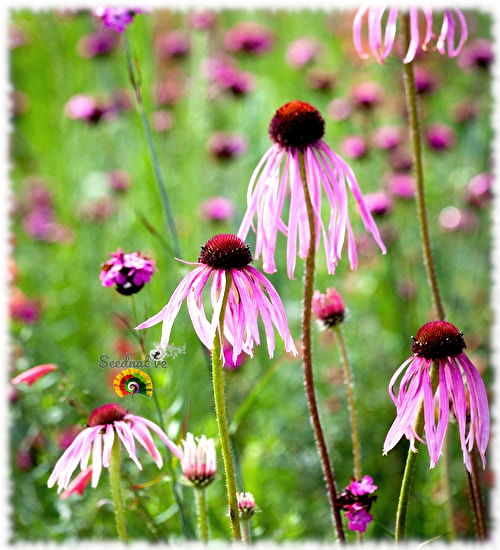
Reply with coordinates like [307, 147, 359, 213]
[9, 7, 493, 543]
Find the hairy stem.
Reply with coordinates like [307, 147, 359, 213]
[298, 151, 345, 542]
[195, 488, 209, 543]
[211, 272, 242, 541]
[109, 435, 128, 543]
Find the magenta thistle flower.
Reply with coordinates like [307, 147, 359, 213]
[353, 6, 468, 64]
[383, 321, 490, 472]
[11, 364, 57, 386]
[180, 433, 217, 488]
[93, 7, 145, 34]
[237, 100, 386, 278]
[135, 234, 298, 364]
[100, 248, 157, 295]
[47, 403, 182, 493]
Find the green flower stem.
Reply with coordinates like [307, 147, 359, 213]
[123, 32, 181, 259]
[400, 15, 445, 322]
[109, 434, 128, 544]
[467, 451, 488, 540]
[241, 520, 251, 545]
[195, 488, 209, 543]
[298, 151, 345, 543]
[212, 271, 242, 541]
[334, 325, 361, 481]
[395, 361, 440, 543]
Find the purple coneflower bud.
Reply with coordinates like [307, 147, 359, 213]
[180, 433, 217, 488]
[350, 81, 384, 110]
[458, 38, 494, 71]
[237, 491, 257, 520]
[77, 29, 119, 58]
[312, 288, 345, 328]
[384, 172, 416, 200]
[464, 172, 493, 208]
[64, 94, 107, 124]
[371, 126, 402, 150]
[155, 30, 191, 61]
[364, 190, 393, 217]
[340, 135, 368, 159]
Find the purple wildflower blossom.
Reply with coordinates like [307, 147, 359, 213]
[237, 491, 257, 520]
[237, 100, 386, 278]
[93, 7, 145, 34]
[353, 6, 468, 64]
[48, 404, 182, 493]
[383, 321, 490, 472]
[100, 248, 157, 295]
[338, 475, 378, 533]
[135, 234, 298, 365]
[345, 504, 373, 532]
[312, 287, 345, 328]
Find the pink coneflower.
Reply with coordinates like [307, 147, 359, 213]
[77, 29, 120, 58]
[340, 135, 368, 160]
[180, 433, 217, 487]
[465, 172, 493, 208]
[353, 7, 468, 64]
[350, 81, 384, 110]
[383, 321, 490, 472]
[9, 288, 40, 324]
[371, 125, 402, 151]
[155, 30, 191, 61]
[93, 7, 145, 34]
[364, 190, 393, 217]
[12, 364, 57, 386]
[64, 94, 107, 124]
[384, 172, 415, 200]
[135, 234, 298, 364]
[48, 403, 182, 493]
[237, 100, 386, 278]
[100, 248, 157, 295]
[458, 38, 494, 71]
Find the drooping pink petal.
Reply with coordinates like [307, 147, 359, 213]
[91, 433, 103, 488]
[12, 364, 57, 386]
[114, 420, 142, 470]
[352, 4, 371, 59]
[129, 415, 183, 460]
[102, 423, 115, 468]
[60, 466, 93, 499]
[403, 8, 421, 63]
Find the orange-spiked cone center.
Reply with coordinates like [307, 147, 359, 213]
[88, 403, 127, 426]
[268, 100, 325, 148]
[198, 234, 253, 269]
[411, 320, 466, 359]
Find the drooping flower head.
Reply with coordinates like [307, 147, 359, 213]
[353, 6, 468, 64]
[338, 475, 378, 533]
[238, 100, 386, 279]
[100, 248, 157, 295]
[383, 321, 490, 472]
[135, 234, 298, 365]
[48, 403, 182, 493]
[180, 433, 217, 488]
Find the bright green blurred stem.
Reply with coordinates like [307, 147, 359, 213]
[298, 151, 345, 543]
[333, 325, 361, 481]
[400, 13, 487, 541]
[109, 435, 128, 544]
[241, 519, 251, 545]
[212, 271, 242, 541]
[194, 488, 209, 543]
[123, 32, 181, 259]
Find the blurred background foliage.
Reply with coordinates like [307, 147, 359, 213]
[9, 7, 493, 543]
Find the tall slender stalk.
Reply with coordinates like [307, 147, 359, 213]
[194, 488, 209, 543]
[298, 151, 345, 543]
[109, 435, 128, 543]
[211, 272, 242, 541]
